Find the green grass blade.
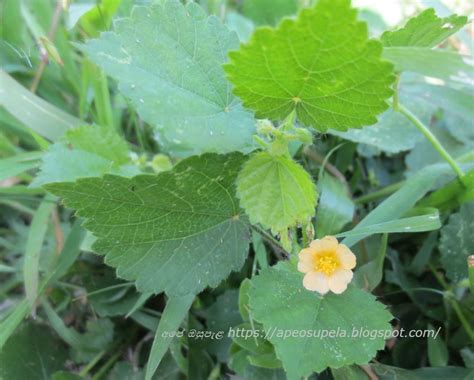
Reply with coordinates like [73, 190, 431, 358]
[145, 294, 194, 380]
[48, 219, 86, 283]
[0, 70, 82, 141]
[23, 195, 55, 311]
[0, 151, 43, 181]
[41, 300, 84, 348]
[337, 210, 441, 238]
[342, 163, 454, 247]
[0, 220, 85, 349]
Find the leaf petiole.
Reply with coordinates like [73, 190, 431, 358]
[396, 103, 465, 180]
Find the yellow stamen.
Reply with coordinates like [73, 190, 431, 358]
[314, 252, 340, 276]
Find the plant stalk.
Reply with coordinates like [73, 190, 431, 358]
[396, 103, 464, 180]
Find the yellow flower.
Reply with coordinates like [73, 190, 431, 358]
[298, 236, 356, 295]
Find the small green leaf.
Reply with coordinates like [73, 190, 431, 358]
[225, 0, 394, 132]
[32, 125, 136, 187]
[65, 125, 130, 165]
[82, 0, 255, 156]
[439, 202, 474, 282]
[242, 0, 297, 26]
[46, 153, 251, 296]
[381, 9, 468, 48]
[237, 151, 317, 233]
[32, 143, 113, 187]
[248, 262, 393, 378]
[239, 278, 252, 321]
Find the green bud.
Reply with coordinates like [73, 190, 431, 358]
[294, 128, 313, 145]
[150, 154, 173, 173]
[256, 119, 275, 135]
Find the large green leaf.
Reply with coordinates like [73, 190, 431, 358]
[439, 202, 474, 282]
[381, 8, 468, 48]
[237, 151, 317, 233]
[248, 262, 392, 378]
[46, 153, 251, 296]
[82, 0, 255, 156]
[225, 0, 394, 132]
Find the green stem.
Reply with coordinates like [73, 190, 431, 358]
[79, 349, 108, 377]
[392, 74, 401, 110]
[250, 225, 289, 259]
[396, 103, 464, 179]
[429, 264, 474, 342]
[91, 351, 122, 380]
[448, 296, 474, 342]
[354, 181, 404, 204]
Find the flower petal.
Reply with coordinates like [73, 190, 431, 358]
[309, 239, 322, 250]
[328, 269, 353, 294]
[336, 244, 356, 269]
[303, 272, 329, 294]
[297, 259, 313, 273]
[299, 248, 315, 262]
[319, 236, 339, 252]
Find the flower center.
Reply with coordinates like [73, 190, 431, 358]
[314, 252, 340, 276]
